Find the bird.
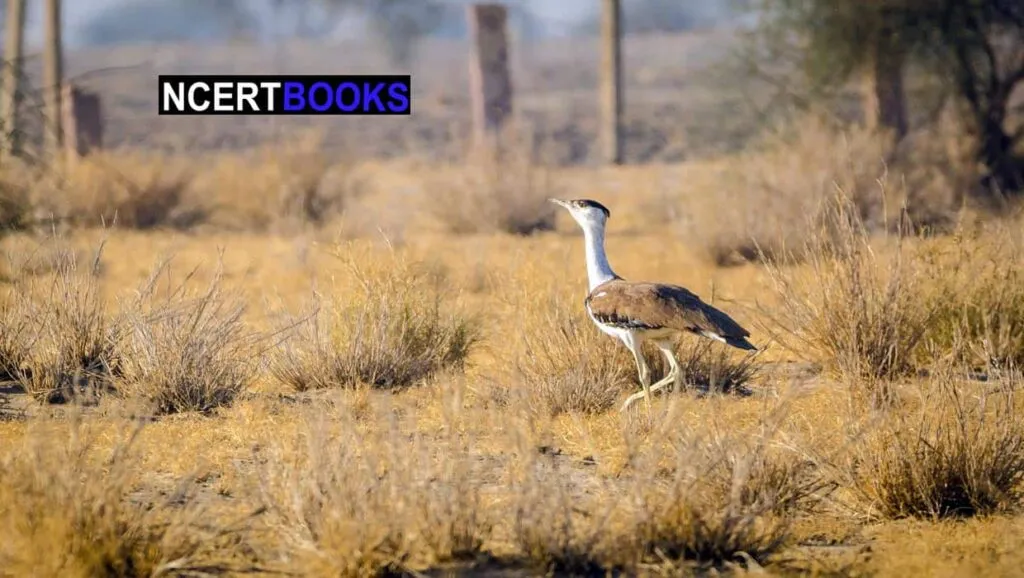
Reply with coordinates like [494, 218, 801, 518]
[548, 198, 758, 413]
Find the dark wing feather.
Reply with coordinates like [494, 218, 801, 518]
[585, 279, 751, 339]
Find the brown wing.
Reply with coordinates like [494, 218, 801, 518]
[585, 279, 750, 339]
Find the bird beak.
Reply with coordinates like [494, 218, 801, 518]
[548, 198, 569, 209]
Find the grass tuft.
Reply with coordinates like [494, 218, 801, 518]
[678, 118, 895, 267]
[14, 244, 125, 404]
[660, 337, 762, 395]
[0, 172, 32, 234]
[271, 247, 480, 391]
[921, 226, 1024, 372]
[515, 307, 636, 415]
[116, 260, 258, 415]
[0, 295, 32, 384]
[834, 373, 1024, 520]
[509, 406, 824, 573]
[763, 190, 935, 389]
[622, 413, 826, 571]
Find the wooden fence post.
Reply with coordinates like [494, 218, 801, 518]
[600, 0, 623, 165]
[61, 84, 102, 162]
[467, 3, 513, 156]
[43, 0, 63, 156]
[0, 0, 27, 160]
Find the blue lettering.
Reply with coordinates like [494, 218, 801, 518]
[363, 82, 385, 112]
[335, 82, 360, 112]
[387, 83, 409, 113]
[308, 82, 333, 112]
[283, 82, 305, 111]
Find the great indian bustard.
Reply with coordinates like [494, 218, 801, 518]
[549, 198, 758, 413]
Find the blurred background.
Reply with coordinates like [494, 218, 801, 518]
[0, 0, 763, 162]
[0, 0, 1020, 248]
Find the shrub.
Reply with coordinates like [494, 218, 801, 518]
[116, 262, 258, 415]
[44, 153, 202, 230]
[677, 117, 895, 267]
[15, 244, 126, 404]
[921, 226, 1024, 371]
[0, 295, 33, 384]
[271, 248, 480, 391]
[421, 149, 558, 235]
[621, 413, 826, 571]
[831, 373, 1024, 519]
[0, 171, 32, 233]
[193, 134, 363, 233]
[512, 466, 620, 574]
[515, 307, 637, 415]
[659, 337, 762, 395]
[762, 190, 935, 388]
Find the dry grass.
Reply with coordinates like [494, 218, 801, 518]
[12, 244, 126, 404]
[513, 305, 637, 415]
[190, 135, 363, 233]
[116, 261, 259, 415]
[34, 153, 201, 231]
[676, 116, 970, 267]
[1, 117, 1024, 576]
[270, 246, 481, 391]
[763, 188, 1024, 395]
[255, 406, 490, 576]
[0, 415, 260, 576]
[510, 404, 827, 573]
[667, 337, 763, 395]
[677, 117, 896, 266]
[5, 132, 371, 236]
[0, 173, 32, 234]
[420, 148, 559, 235]
[762, 191, 935, 388]
[829, 371, 1024, 520]
[922, 225, 1024, 371]
[0, 296, 33, 383]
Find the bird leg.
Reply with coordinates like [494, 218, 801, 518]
[623, 336, 652, 416]
[621, 342, 686, 412]
[621, 372, 677, 411]
[655, 341, 684, 394]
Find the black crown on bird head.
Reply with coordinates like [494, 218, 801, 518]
[568, 199, 611, 219]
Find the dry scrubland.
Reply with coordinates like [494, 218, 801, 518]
[1, 33, 1024, 578]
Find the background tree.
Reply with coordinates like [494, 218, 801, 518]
[746, 0, 1024, 195]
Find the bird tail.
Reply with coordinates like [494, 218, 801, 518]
[725, 335, 758, 352]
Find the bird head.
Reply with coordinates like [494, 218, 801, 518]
[549, 198, 611, 231]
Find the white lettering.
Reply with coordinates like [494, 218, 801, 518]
[213, 82, 233, 112]
[236, 82, 259, 112]
[162, 82, 186, 112]
[187, 82, 210, 112]
[260, 81, 280, 112]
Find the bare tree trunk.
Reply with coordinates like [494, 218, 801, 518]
[0, 0, 26, 160]
[862, 34, 908, 145]
[43, 0, 63, 157]
[600, 0, 623, 164]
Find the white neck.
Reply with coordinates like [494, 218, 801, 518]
[581, 221, 617, 292]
